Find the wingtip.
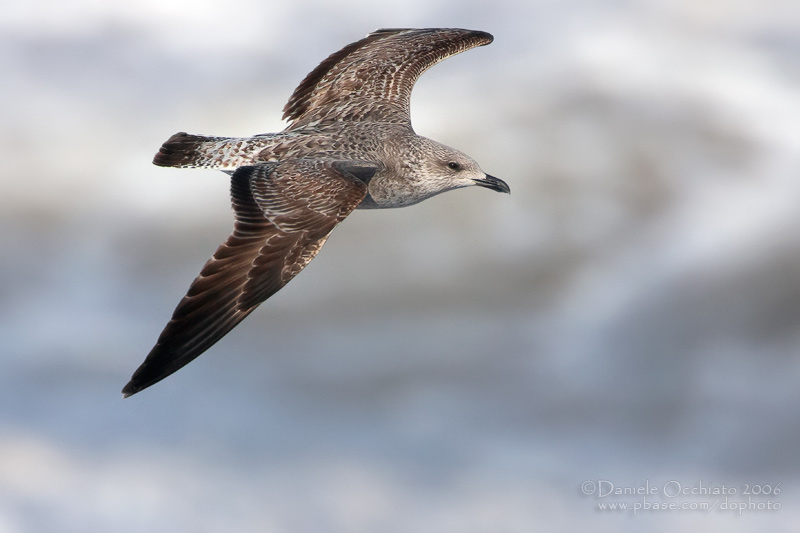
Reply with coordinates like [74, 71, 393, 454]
[122, 370, 152, 397]
[369, 28, 493, 44]
[121, 382, 137, 398]
[477, 30, 494, 45]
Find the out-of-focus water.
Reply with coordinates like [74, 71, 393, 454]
[2, 1, 800, 531]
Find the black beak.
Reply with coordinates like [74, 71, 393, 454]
[473, 174, 510, 194]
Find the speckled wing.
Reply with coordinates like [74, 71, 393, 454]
[282, 28, 493, 128]
[122, 160, 377, 397]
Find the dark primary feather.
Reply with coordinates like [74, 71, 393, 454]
[122, 160, 375, 397]
[282, 28, 493, 126]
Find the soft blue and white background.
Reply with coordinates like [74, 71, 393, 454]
[2, 0, 800, 531]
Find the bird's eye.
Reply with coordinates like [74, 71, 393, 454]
[447, 162, 461, 171]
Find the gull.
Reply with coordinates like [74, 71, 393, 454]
[122, 28, 509, 397]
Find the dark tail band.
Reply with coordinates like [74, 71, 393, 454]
[153, 132, 221, 168]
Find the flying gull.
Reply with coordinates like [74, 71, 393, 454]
[122, 28, 509, 397]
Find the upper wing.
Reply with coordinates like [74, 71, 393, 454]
[282, 28, 493, 128]
[122, 159, 377, 397]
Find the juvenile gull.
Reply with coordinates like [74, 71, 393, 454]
[122, 28, 509, 397]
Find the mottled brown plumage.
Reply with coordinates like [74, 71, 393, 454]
[282, 28, 493, 126]
[123, 28, 508, 397]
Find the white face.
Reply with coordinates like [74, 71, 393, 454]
[365, 137, 508, 208]
[412, 138, 489, 197]
[427, 146, 485, 186]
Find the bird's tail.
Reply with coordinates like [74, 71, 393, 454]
[153, 132, 222, 168]
[153, 132, 269, 170]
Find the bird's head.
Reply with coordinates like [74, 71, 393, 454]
[410, 137, 510, 200]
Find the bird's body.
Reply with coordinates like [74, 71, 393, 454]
[123, 28, 509, 397]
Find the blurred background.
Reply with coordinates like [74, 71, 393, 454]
[2, 0, 800, 531]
